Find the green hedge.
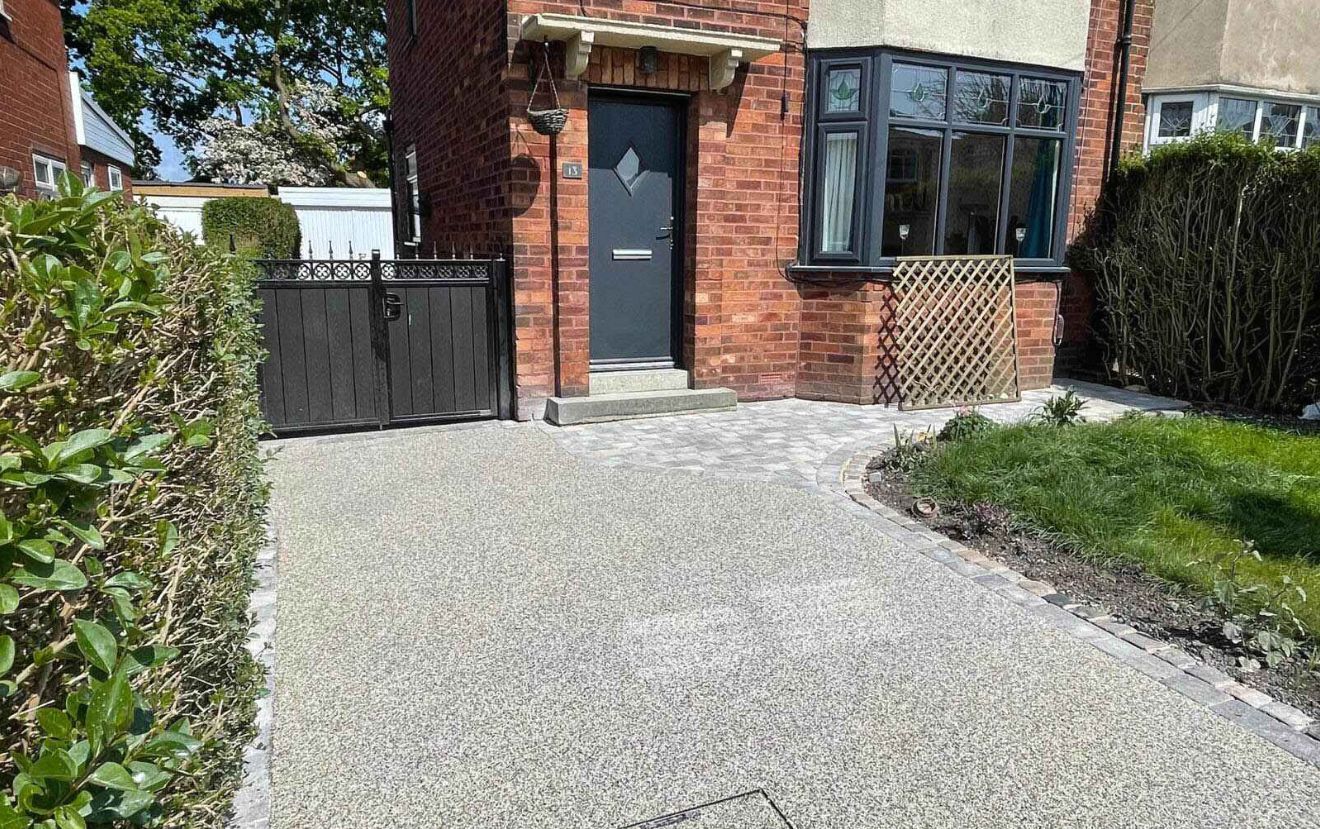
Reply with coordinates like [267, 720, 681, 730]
[201, 197, 300, 259]
[1, 179, 266, 827]
[1069, 133, 1320, 412]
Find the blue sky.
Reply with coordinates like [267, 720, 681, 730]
[152, 129, 190, 181]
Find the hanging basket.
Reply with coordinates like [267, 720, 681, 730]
[528, 107, 568, 136]
[526, 42, 568, 136]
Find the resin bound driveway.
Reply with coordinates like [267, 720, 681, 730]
[267, 395, 1320, 828]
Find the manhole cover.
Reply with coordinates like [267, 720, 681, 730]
[620, 791, 794, 829]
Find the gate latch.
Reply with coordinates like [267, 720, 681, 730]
[383, 293, 403, 322]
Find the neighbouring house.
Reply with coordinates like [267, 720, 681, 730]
[387, 0, 1154, 421]
[0, 0, 135, 199]
[1141, 0, 1319, 151]
[69, 71, 135, 196]
[0, 0, 81, 199]
[136, 181, 396, 257]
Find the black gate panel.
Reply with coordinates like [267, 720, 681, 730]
[255, 255, 510, 435]
[258, 280, 378, 432]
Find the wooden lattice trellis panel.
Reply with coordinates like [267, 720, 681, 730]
[893, 255, 1021, 411]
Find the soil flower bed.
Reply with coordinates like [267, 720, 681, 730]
[866, 411, 1320, 720]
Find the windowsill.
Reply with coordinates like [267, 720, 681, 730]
[787, 262, 1071, 281]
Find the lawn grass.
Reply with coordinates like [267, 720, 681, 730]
[911, 415, 1320, 633]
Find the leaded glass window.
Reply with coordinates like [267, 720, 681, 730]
[805, 51, 1079, 268]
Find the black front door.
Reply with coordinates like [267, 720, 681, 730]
[588, 94, 684, 368]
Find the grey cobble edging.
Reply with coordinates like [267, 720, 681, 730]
[230, 523, 278, 829]
[833, 446, 1320, 769]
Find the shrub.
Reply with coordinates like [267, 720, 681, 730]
[1029, 389, 1087, 426]
[1, 178, 266, 827]
[1068, 133, 1320, 413]
[937, 408, 997, 442]
[201, 196, 300, 259]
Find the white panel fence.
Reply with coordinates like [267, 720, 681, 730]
[140, 187, 395, 259]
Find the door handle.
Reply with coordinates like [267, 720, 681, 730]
[658, 216, 675, 250]
[383, 293, 403, 322]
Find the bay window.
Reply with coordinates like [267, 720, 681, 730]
[1146, 92, 1320, 151]
[803, 50, 1079, 270]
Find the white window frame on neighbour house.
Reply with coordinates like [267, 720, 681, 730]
[81, 162, 95, 186]
[32, 155, 67, 198]
[108, 165, 124, 191]
[403, 145, 421, 247]
[1145, 92, 1320, 151]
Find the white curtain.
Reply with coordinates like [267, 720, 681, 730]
[821, 133, 858, 253]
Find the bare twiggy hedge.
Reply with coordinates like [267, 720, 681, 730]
[1070, 134, 1320, 412]
[1, 181, 266, 827]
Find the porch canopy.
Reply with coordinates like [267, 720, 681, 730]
[519, 13, 782, 90]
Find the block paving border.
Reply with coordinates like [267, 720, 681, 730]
[829, 444, 1320, 769]
[230, 524, 278, 829]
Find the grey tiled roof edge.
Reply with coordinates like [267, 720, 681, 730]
[832, 446, 1320, 770]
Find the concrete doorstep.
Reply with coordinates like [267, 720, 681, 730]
[546, 387, 737, 426]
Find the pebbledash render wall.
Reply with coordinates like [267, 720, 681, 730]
[0, 0, 81, 200]
[387, 0, 1152, 418]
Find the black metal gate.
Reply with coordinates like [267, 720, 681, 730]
[255, 253, 511, 435]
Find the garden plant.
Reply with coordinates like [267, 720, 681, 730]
[911, 412, 1320, 669]
[1070, 134, 1320, 413]
[1, 180, 266, 827]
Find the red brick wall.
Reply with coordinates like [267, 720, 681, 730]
[797, 279, 1058, 405]
[385, 0, 511, 258]
[81, 148, 133, 199]
[0, 0, 80, 199]
[1058, 0, 1153, 374]
[502, 1, 808, 415]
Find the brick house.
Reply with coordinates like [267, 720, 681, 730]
[0, 0, 132, 200]
[0, 0, 80, 199]
[387, 0, 1152, 421]
[1141, 0, 1319, 152]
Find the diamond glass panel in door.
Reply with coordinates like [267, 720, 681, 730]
[944, 133, 1005, 255]
[614, 144, 644, 193]
[890, 64, 947, 121]
[953, 71, 1010, 126]
[825, 67, 861, 114]
[1158, 101, 1194, 138]
[1305, 107, 1320, 148]
[1261, 102, 1301, 147]
[819, 132, 859, 254]
[1006, 137, 1060, 258]
[1017, 78, 1067, 130]
[881, 127, 942, 257]
[1217, 97, 1258, 138]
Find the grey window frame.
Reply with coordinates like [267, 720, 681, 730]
[800, 48, 1082, 273]
[406, 0, 417, 37]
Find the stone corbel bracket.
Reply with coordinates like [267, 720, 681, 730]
[709, 48, 745, 92]
[564, 31, 595, 79]
[520, 13, 781, 92]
